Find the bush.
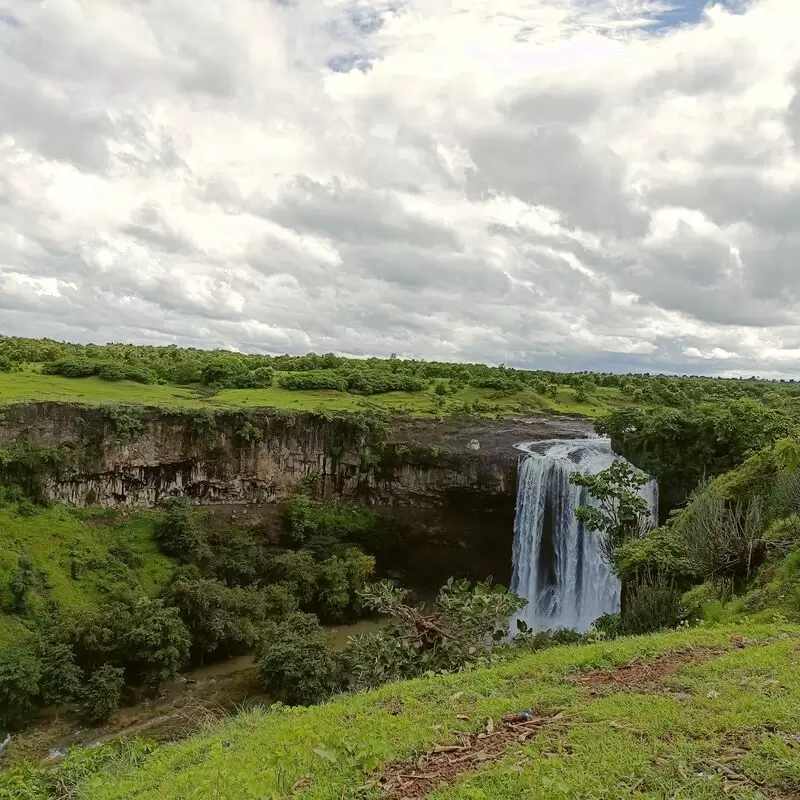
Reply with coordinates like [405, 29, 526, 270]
[681, 581, 730, 623]
[36, 633, 82, 706]
[155, 499, 210, 563]
[61, 598, 189, 688]
[82, 665, 125, 725]
[166, 577, 280, 662]
[343, 369, 427, 395]
[96, 363, 128, 381]
[8, 553, 36, 614]
[211, 531, 267, 587]
[0, 647, 41, 730]
[277, 371, 348, 392]
[41, 357, 98, 378]
[680, 491, 765, 587]
[0, 356, 11, 373]
[620, 575, 684, 635]
[258, 612, 341, 705]
[345, 578, 526, 690]
[114, 598, 190, 686]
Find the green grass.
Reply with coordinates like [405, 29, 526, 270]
[62, 621, 800, 800]
[0, 504, 175, 640]
[0, 368, 632, 419]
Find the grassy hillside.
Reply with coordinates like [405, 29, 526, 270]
[11, 621, 796, 800]
[0, 367, 630, 419]
[0, 504, 174, 644]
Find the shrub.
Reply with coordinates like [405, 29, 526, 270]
[41, 357, 98, 378]
[278, 371, 348, 392]
[681, 581, 730, 623]
[0, 647, 41, 730]
[8, 553, 36, 614]
[166, 577, 276, 662]
[61, 598, 189, 688]
[0, 356, 11, 373]
[681, 491, 765, 587]
[258, 612, 341, 705]
[114, 598, 190, 686]
[82, 665, 125, 725]
[345, 578, 526, 690]
[620, 574, 684, 635]
[97, 363, 127, 381]
[155, 499, 210, 563]
[211, 531, 267, 587]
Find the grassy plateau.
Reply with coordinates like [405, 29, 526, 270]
[0, 367, 632, 419]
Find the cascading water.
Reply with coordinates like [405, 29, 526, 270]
[511, 438, 658, 632]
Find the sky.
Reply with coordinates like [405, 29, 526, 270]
[1, 0, 799, 377]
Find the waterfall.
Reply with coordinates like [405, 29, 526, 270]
[511, 438, 658, 632]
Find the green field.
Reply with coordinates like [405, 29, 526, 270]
[40, 621, 799, 800]
[0, 367, 631, 419]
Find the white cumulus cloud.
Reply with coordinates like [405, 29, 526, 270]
[1, 0, 799, 374]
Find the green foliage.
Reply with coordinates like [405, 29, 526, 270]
[267, 545, 374, 623]
[61, 597, 190, 688]
[345, 578, 526, 689]
[154, 499, 210, 563]
[679, 490, 765, 587]
[81, 664, 125, 725]
[210, 530, 267, 587]
[278, 371, 348, 392]
[36, 631, 82, 706]
[0, 646, 40, 730]
[598, 399, 796, 496]
[0, 736, 157, 800]
[620, 573, 684, 635]
[0, 356, 11, 373]
[165, 577, 285, 662]
[282, 495, 380, 554]
[102, 406, 145, 441]
[612, 525, 696, 587]
[681, 581, 730, 623]
[258, 612, 341, 705]
[571, 460, 652, 566]
[8, 553, 36, 614]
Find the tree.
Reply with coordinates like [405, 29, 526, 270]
[82, 665, 125, 725]
[597, 399, 796, 499]
[114, 598, 190, 687]
[344, 578, 526, 690]
[0, 648, 41, 730]
[571, 460, 652, 567]
[37, 634, 82, 706]
[258, 612, 341, 706]
[154, 499, 210, 563]
[166, 577, 276, 662]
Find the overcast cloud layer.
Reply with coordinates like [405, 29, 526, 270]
[1, 0, 799, 375]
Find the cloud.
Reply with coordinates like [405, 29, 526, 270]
[1, 0, 800, 376]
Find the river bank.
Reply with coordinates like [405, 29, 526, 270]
[1, 619, 384, 769]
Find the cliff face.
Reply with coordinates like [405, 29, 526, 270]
[0, 403, 593, 586]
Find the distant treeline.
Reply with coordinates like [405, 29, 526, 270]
[1, 335, 799, 401]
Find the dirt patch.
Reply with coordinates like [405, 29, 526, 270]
[570, 647, 724, 695]
[377, 712, 564, 799]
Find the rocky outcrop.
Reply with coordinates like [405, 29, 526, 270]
[0, 402, 594, 586]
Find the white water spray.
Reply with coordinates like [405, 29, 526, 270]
[511, 438, 658, 632]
